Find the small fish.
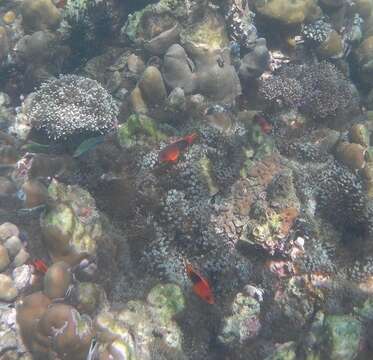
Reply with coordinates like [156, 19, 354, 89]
[158, 142, 182, 163]
[158, 133, 198, 164]
[87, 337, 98, 360]
[217, 56, 225, 68]
[31, 259, 48, 274]
[73, 136, 105, 158]
[182, 132, 198, 146]
[16, 205, 46, 218]
[185, 259, 215, 304]
[254, 114, 272, 134]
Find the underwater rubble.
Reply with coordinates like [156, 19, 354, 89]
[2, 0, 373, 359]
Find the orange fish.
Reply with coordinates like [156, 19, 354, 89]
[254, 114, 272, 134]
[158, 142, 182, 163]
[158, 133, 198, 164]
[185, 260, 215, 304]
[182, 132, 198, 146]
[31, 259, 48, 274]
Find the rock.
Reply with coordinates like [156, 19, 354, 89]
[264, 342, 297, 360]
[15, 31, 58, 64]
[3, 11, 16, 25]
[43, 261, 72, 300]
[122, 0, 206, 50]
[349, 123, 369, 147]
[17, 290, 94, 359]
[166, 87, 187, 113]
[0, 26, 9, 62]
[163, 44, 196, 94]
[9, 93, 34, 140]
[239, 38, 270, 80]
[324, 315, 362, 360]
[16, 292, 52, 353]
[0, 92, 11, 108]
[95, 310, 137, 358]
[37, 304, 93, 359]
[75, 282, 107, 315]
[180, 11, 229, 50]
[40, 180, 101, 265]
[3, 236, 21, 258]
[21, 0, 61, 33]
[127, 54, 146, 74]
[0, 274, 18, 301]
[106, 339, 134, 359]
[144, 24, 180, 55]
[12, 248, 30, 267]
[199, 156, 219, 196]
[317, 30, 344, 58]
[218, 292, 261, 346]
[163, 44, 241, 103]
[254, 0, 321, 25]
[356, 36, 373, 85]
[0, 223, 19, 242]
[335, 142, 366, 171]
[319, 0, 345, 7]
[138, 66, 167, 107]
[130, 86, 149, 114]
[355, 0, 372, 19]
[0, 244, 10, 271]
[362, 163, 373, 197]
[273, 276, 316, 329]
[355, 297, 373, 320]
[0, 144, 17, 164]
[95, 283, 186, 359]
[0, 329, 17, 356]
[117, 114, 167, 149]
[83, 48, 126, 86]
[21, 179, 48, 208]
[0, 177, 16, 194]
[301, 311, 325, 359]
[12, 264, 33, 292]
[0, 307, 18, 355]
[146, 283, 185, 321]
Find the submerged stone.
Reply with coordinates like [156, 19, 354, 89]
[324, 315, 362, 360]
[118, 114, 167, 148]
[264, 342, 297, 360]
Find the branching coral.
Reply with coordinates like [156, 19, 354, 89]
[26, 75, 118, 140]
[259, 61, 358, 119]
[316, 161, 366, 230]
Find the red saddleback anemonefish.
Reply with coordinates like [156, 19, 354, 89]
[184, 259, 215, 305]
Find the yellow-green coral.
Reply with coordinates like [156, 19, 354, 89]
[180, 12, 228, 50]
[118, 114, 167, 149]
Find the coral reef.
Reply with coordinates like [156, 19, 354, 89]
[0, 0, 373, 358]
